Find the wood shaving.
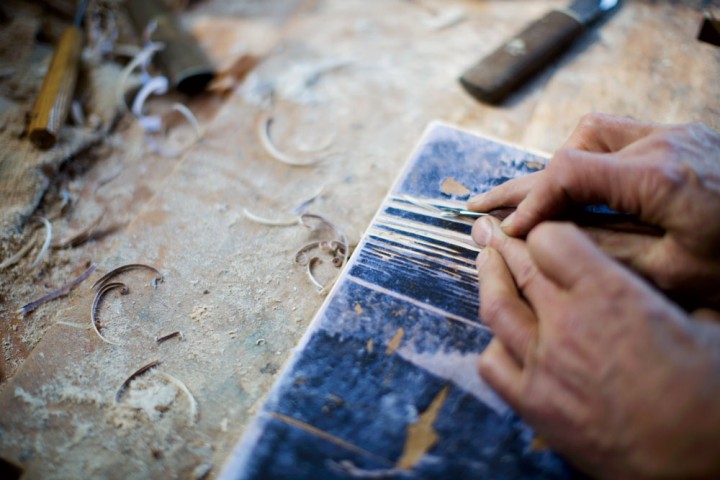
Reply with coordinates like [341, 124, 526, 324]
[91, 282, 128, 346]
[144, 103, 202, 158]
[171, 103, 202, 141]
[258, 116, 320, 167]
[242, 208, 299, 227]
[243, 186, 325, 227]
[114, 360, 161, 403]
[156, 331, 183, 344]
[306, 257, 325, 292]
[28, 216, 52, 271]
[294, 213, 350, 294]
[52, 211, 104, 249]
[17, 265, 97, 316]
[115, 361, 198, 424]
[117, 41, 164, 111]
[0, 232, 37, 271]
[292, 186, 324, 214]
[156, 371, 199, 424]
[132, 76, 169, 133]
[92, 263, 163, 291]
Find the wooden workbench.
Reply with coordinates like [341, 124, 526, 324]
[1, 0, 718, 478]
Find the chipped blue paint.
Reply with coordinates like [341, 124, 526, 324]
[221, 123, 579, 479]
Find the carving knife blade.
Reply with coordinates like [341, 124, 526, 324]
[459, 0, 620, 104]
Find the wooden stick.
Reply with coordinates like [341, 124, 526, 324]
[28, 26, 83, 149]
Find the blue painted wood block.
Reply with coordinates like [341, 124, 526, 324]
[221, 122, 581, 479]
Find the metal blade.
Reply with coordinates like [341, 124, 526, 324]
[567, 0, 619, 25]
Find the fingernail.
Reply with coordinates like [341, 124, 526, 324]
[476, 248, 489, 267]
[500, 212, 515, 231]
[467, 193, 484, 209]
[475, 217, 493, 247]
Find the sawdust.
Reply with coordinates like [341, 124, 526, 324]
[121, 374, 179, 422]
[190, 305, 212, 323]
[1, 1, 717, 479]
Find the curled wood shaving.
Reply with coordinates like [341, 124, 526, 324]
[91, 282, 128, 346]
[294, 213, 350, 294]
[114, 361, 198, 424]
[258, 116, 320, 167]
[300, 213, 344, 239]
[114, 360, 161, 403]
[156, 371, 199, 424]
[132, 76, 169, 132]
[292, 185, 325, 214]
[243, 186, 326, 227]
[92, 263, 163, 291]
[294, 240, 346, 265]
[28, 216, 52, 271]
[145, 103, 202, 158]
[52, 211, 103, 249]
[117, 41, 164, 111]
[306, 257, 325, 292]
[18, 264, 96, 316]
[242, 208, 299, 227]
[299, 213, 350, 268]
[0, 232, 37, 271]
[171, 103, 201, 141]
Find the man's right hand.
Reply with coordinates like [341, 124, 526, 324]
[468, 114, 720, 308]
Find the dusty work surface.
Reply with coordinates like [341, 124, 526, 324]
[1, 0, 719, 478]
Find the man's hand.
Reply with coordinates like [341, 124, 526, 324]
[467, 114, 720, 308]
[473, 217, 720, 480]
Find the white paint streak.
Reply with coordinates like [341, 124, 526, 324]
[397, 348, 508, 416]
[347, 275, 488, 331]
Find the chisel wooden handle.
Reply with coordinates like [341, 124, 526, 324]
[28, 25, 83, 149]
[460, 10, 584, 104]
[486, 206, 664, 237]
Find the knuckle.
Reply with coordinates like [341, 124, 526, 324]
[514, 261, 539, 292]
[479, 296, 513, 326]
[549, 148, 574, 169]
[576, 112, 605, 131]
[642, 159, 688, 194]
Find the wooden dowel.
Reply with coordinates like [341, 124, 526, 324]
[28, 26, 83, 149]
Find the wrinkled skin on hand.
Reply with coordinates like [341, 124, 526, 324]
[468, 114, 720, 309]
[472, 218, 720, 480]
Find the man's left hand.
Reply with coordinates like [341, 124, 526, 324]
[473, 217, 720, 480]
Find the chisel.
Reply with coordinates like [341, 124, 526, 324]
[28, 0, 88, 149]
[460, 0, 620, 104]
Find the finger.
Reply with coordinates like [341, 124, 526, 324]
[477, 247, 538, 366]
[692, 308, 720, 324]
[527, 222, 621, 291]
[478, 338, 524, 413]
[583, 227, 660, 268]
[500, 148, 669, 237]
[467, 172, 541, 212]
[561, 113, 656, 153]
[472, 216, 556, 308]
